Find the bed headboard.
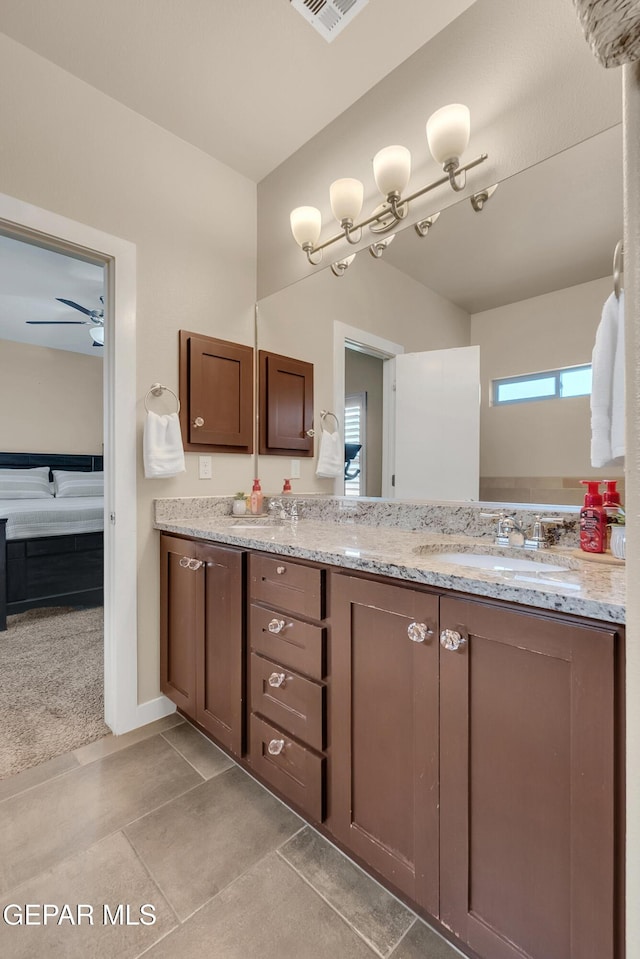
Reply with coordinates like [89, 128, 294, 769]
[0, 453, 103, 481]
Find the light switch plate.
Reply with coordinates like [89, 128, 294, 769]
[199, 456, 212, 479]
[290, 459, 301, 479]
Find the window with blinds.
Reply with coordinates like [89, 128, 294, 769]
[344, 392, 366, 496]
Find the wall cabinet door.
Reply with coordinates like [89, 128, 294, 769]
[330, 574, 439, 913]
[179, 330, 253, 453]
[160, 534, 245, 756]
[259, 350, 314, 456]
[439, 596, 616, 959]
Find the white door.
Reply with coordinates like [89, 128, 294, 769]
[393, 346, 480, 500]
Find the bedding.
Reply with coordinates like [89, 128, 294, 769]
[0, 496, 104, 540]
[53, 470, 104, 498]
[0, 467, 52, 499]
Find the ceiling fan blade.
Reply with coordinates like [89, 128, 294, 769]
[27, 320, 87, 325]
[56, 297, 94, 316]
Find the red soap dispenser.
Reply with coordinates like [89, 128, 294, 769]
[602, 480, 623, 549]
[250, 479, 263, 515]
[282, 478, 292, 494]
[580, 481, 607, 553]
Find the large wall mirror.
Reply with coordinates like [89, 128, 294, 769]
[256, 123, 622, 508]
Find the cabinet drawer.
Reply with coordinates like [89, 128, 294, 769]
[250, 653, 324, 752]
[250, 554, 324, 620]
[250, 604, 324, 680]
[250, 714, 324, 822]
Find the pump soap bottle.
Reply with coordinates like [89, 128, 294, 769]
[602, 480, 623, 550]
[579, 481, 607, 553]
[250, 479, 263, 515]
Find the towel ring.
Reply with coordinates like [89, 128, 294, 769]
[320, 410, 340, 430]
[613, 240, 624, 300]
[144, 383, 180, 414]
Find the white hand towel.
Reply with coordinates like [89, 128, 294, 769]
[591, 291, 625, 468]
[316, 427, 343, 479]
[143, 411, 186, 479]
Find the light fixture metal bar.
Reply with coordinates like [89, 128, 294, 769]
[307, 153, 488, 258]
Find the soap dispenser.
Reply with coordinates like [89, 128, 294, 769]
[602, 480, 623, 549]
[250, 479, 263, 515]
[579, 481, 607, 553]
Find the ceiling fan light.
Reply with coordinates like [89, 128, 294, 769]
[426, 104, 471, 167]
[290, 206, 322, 248]
[330, 178, 364, 223]
[373, 146, 411, 198]
[89, 326, 104, 346]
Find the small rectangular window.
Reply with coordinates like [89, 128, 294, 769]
[492, 364, 592, 406]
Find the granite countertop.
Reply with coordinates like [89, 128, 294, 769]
[154, 514, 625, 625]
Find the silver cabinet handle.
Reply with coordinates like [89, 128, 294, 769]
[407, 621, 433, 643]
[267, 739, 285, 756]
[276, 566, 286, 575]
[268, 618, 286, 634]
[188, 559, 203, 570]
[268, 672, 286, 688]
[440, 629, 467, 651]
[306, 429, 315, 437]
[193, 416, 205, 428]
[179, 556, 190, 568]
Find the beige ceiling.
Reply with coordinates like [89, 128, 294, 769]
[0, 0, 478, 182]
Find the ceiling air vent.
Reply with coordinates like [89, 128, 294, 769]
[290, 0, 369, 43]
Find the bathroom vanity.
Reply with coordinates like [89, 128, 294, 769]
[156, 504, 625, 959]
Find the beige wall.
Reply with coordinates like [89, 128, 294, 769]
[345, 350, 384, 497]
[0, 33, 257, 704]
[256, 254, 470, 493]
[471, 276, 624, 488]
[257, 0, 621, 298]
[0, 340, 103, 454]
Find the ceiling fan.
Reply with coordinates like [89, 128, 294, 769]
[26, 296, 105, 347]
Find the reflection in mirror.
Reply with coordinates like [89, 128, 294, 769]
[256, 125, 623, 508]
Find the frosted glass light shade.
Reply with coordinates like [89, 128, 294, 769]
[90, 326, 104, 345]
[426, 104, 470, 166]
[373, 146, 411, 196]
[290, 206, 322, 248]
[330, 178, 364, 223]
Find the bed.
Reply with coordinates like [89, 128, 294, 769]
[0, 453, 104, 631]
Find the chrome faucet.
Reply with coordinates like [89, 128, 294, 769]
[268, 497, 299, 525]
[482, 512, 564, 549]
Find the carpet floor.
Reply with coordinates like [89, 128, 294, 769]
[0, 606, 110, 779]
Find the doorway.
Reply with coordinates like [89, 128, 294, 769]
[344, 349, 385, 497]
[0, 190, 140, 740]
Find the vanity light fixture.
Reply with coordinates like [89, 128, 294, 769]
[414, 211, 441, 238]
[369, 235, 395, 259]
[290, 103, 487, 266]
[331, 254, 356, 277]
[470, 183, 499, 212]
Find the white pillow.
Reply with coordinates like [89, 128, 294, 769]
[53, 470, 104, 498]
[0, 466, 53, 499]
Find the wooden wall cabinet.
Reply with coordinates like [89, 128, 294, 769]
[160, 533, 246, 756]
[179, 330, 253, 453]
[259, 350, 314, 456]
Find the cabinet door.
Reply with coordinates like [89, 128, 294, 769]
[160, 534, 201, 715]
[196, 541, 245, 756]
[439, 597, 615, 959]
[330, 574, 439, 913]
[259, 350, 314, 456]
[179, 330, 253, 453]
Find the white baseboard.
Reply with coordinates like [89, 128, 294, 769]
[111, 695, 176, 736]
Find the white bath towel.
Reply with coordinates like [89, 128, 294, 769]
[143, 411, 186, 478]
[316, 426, 343, 479]
[591, 291, 625, 468]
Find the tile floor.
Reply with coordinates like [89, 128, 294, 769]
[0, 716, 463, 958]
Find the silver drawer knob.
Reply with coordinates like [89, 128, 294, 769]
[268, 618, 286, 634]
[188, 559, 203, 570]
[193, 416, 205, 428]
[268, 672, 286, 688]
[276, 566, 286, 575]
[440, 629, 467, 652]
[407, 621, 432, 643]
[179, 556, 190, 568]
[267, 739, 285, 756]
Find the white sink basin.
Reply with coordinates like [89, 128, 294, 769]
[436, 552, 569, 573]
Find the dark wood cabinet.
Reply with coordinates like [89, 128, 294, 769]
[330, 574, 440, 914]
[160, 533, 246, 755]
[179, 330, 253, 453]
[438, 596, 616, 959]
[259, 350, 314, 456]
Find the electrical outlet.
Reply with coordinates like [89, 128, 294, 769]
[290, 459, 301, 479]
[198, 456, 212, 480]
